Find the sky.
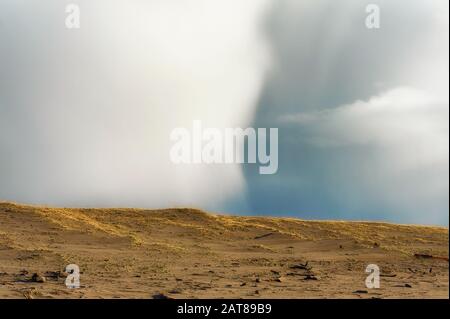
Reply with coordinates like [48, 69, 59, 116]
[0, 0, 448, 225]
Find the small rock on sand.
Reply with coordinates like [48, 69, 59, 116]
[31, 273, 46, 283]
[353, 290, 368, 294]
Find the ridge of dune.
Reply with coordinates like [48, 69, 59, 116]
[0, 201, 448, 299]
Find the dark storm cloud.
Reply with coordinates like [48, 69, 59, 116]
[244, 0, 449, 225]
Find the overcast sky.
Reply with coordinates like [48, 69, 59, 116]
[0, 0, 448, 225]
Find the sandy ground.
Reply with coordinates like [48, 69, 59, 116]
[0, 201, 448, 299]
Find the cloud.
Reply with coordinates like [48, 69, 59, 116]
[278, 86, 449, 224]
[279, 87, 448, 165]
[245, 0, 449, 225]
[0, 0, 448, 224]
[0, 0, 272, 209]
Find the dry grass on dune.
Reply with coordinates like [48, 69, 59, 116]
[0, 201, 448, 299]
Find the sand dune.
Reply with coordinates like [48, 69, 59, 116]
[0, 201, 448, 299]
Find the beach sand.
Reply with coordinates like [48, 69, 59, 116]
[0, 202, 448, 299]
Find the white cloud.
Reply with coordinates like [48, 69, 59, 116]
[0, 0, 272, 209]
[279, 87, 449, 168]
